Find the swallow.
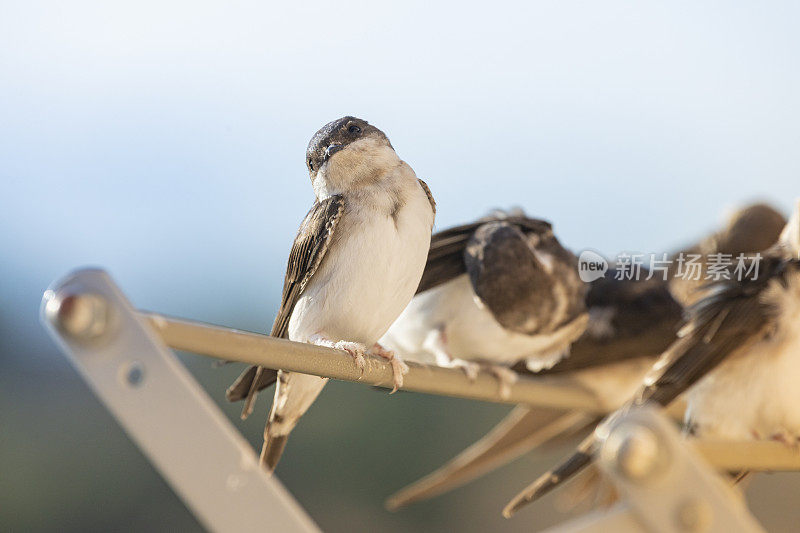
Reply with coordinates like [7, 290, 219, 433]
[669, 202, 787, 306]
[226, 116, 435, 472]
[385, 269, 681, 510]
[385, 202, 785, 511]
[504, 200, 800, 517]
[380, 209, 589, 397]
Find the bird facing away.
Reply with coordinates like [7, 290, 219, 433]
[226, 116, 436, 473]
[380, 210, 589, 397]
[504, 200, 800, 518]
[668, 202, 788, 306]
[385, 201, 785, 512]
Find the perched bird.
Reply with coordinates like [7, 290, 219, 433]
[226, 116, 436, 472]
[380, 210, 589, 397]
[386, 202, 785, 511]
[504, 200, 800, 517]
[669, 202, 787, 306]
[386, 270, 682, 510]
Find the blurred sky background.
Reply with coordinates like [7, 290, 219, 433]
[2, 1, 800, 531]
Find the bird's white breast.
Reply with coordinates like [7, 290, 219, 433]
[383, 275, 587, 367]
[289, 168, 433, 347]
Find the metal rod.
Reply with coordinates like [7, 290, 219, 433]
[141, 312, 606, 412]
[43, 269, 319, 533]
[694, 439, 800, 471]
[141, 313, 800, 473]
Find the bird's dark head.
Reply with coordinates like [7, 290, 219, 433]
[716, 203, 786, 256]
[306, 116, 396, 194]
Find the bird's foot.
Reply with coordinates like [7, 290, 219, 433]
[486, 365, 518, 400]
[423, 329, 479, 380]
[524, 347, 570, 373]
[769, 429, 800, 449]
[371, 343, 409, 393]
[336, 341, 368, 374]
[445, 358, 481, 381]
[309, 334, 367, 375]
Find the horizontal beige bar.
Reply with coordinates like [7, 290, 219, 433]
[694, 439, 800, 471]
[140, 312, 606, 412]
[141, 313, 800, 471]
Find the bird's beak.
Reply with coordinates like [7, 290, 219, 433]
[324, 143, 343, 160]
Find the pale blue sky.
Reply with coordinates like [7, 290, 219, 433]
[3, 0, 800, 348]
[3, 3, 799, 296]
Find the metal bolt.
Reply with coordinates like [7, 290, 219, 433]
[45, 292, 109, 341]
[123, 361, 145, 387]
[603, 422, 665, 483]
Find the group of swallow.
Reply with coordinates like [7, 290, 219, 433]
[223, 117, 800, 518]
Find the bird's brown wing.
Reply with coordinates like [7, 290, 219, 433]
[226, 195, 345, 414]
[415, 222, 478, 294]
[503, 256, 787, 517]
[635, 281, 774, 407]
[226, 365, 280, 403]
[522, 273, 683, 375]
[269, 195, 345, 338]
[416, 215, 552, 294]
[418, 178, 436, 217]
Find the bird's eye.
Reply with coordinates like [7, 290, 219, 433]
[307, 158, 314, 170]
[348, 124, 362, 134]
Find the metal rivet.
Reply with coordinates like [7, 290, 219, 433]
[46, 292, 108, 340]
[122, 361, 145, 387]
[603, 423, 665, 483]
